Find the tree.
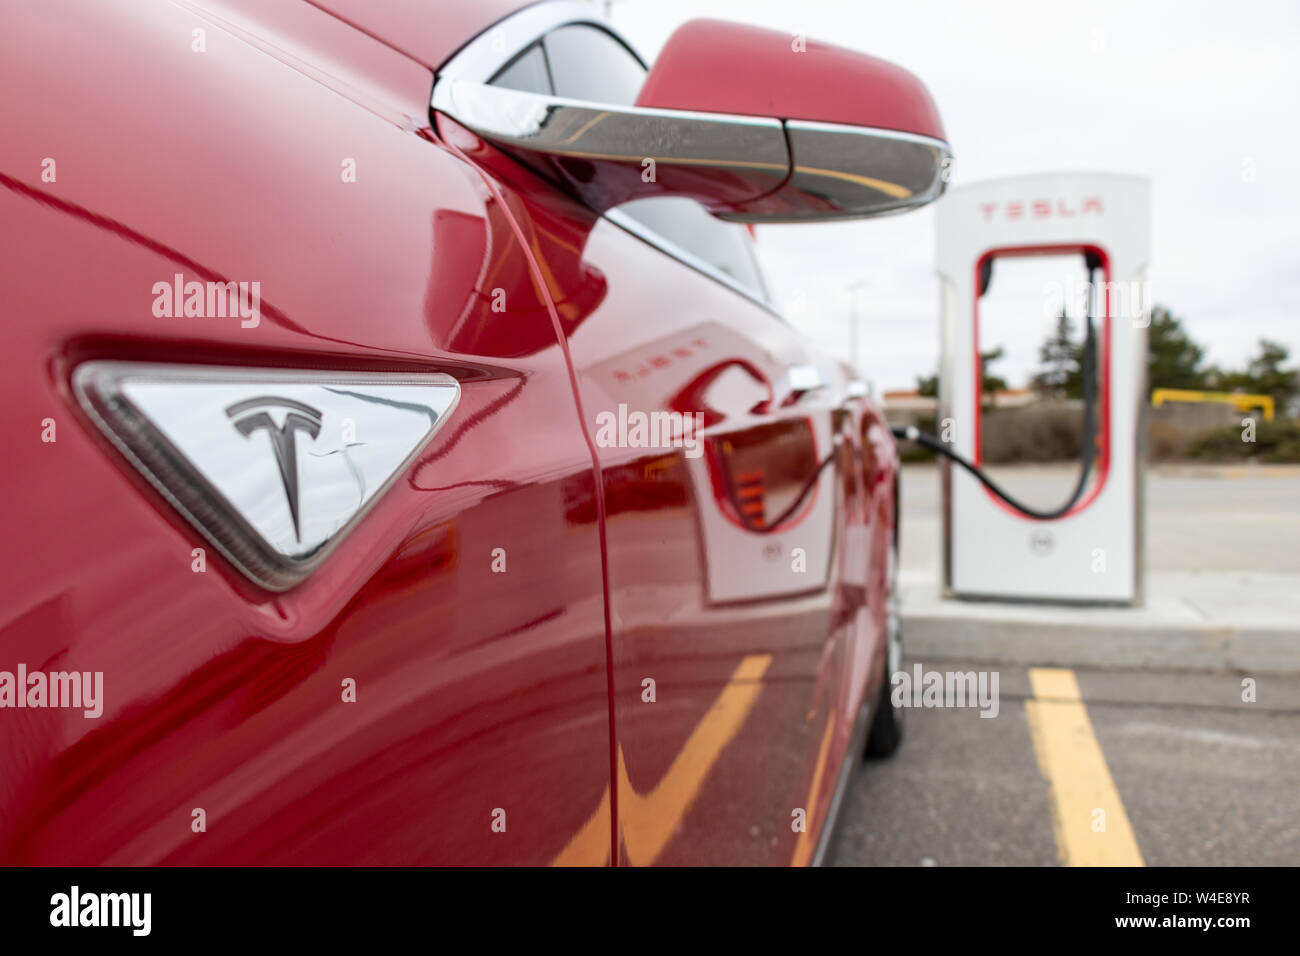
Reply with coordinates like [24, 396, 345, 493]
[1213, 339, 1298, 412]
[915, 346, 1005, 401]
[980, 346, 1008, 400]
[1031, 310, 1084, 398]
[1146, 305, 1207, 390]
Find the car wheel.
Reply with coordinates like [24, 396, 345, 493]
[866, 520, 904, 758]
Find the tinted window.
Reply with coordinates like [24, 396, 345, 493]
[620, 198, 768, 299]
[490, 42, 551, 95]
[542, 25, 645, 104]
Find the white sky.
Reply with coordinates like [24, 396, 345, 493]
[604, 0, 1300, 391]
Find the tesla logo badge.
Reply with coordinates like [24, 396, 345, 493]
[73, 361, 461, 590]
[227, 397, 323, 541]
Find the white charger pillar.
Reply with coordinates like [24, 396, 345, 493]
[935, 173, 1150, 604]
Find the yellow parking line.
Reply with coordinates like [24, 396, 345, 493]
[617, 654, 771, 865]
[790, 715, 836, 867]
[552, 654, 772, 866]
[1025, 668, 1144, 867]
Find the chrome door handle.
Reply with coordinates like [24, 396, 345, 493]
[842, 379, 872, 401]
[783, 363, 830, 399]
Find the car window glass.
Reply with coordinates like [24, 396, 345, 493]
[620, 198, 768, 299]
[489, 42, 551, 95]
[542, 25, 645, 104]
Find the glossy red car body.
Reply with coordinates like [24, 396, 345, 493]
[0, 0, 901, 864]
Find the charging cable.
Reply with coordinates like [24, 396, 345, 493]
[890, 258, 1103, 521]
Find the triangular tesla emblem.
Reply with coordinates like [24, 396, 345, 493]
[74, 362, 461, 590]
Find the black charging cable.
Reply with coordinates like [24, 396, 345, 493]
[891, 258, 1103, 521]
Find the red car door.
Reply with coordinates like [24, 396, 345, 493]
[0, 0, 612, 864]
[438, 14, 882, 865]
[571, 224, 866, 866]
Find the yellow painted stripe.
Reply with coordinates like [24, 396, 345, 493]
[792, 165, 913, 199]
[618, 654, 771, 865]
[552, 654, 772, 866]
[790, 714, 836, 867]
[550, 789, 611, 867]
[1025, 668, 1144, 867]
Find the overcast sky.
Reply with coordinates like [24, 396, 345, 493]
[604, 0, 1300, 391]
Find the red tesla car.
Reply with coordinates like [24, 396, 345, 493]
[0, 0, 948, 864]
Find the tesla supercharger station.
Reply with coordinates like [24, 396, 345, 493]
[935, 173, 1150, 604]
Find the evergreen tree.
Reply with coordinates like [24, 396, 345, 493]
[1146, 306, 1206, 390]
[1031, 310, 1083, 398]
[916, 347, 1006, 401]
[1214, 339, 1297, 411]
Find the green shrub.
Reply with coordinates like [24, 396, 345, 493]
[1186, 418, 1300, 462]
[979, 404, 1083, 463]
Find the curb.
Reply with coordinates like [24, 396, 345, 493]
[901, 571, 1300, 675]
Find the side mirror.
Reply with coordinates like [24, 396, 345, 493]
[431, 19, 951, 223]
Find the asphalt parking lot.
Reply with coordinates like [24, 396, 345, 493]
[831, 463, 1300, 866]
[831, 663, 1300, 866]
